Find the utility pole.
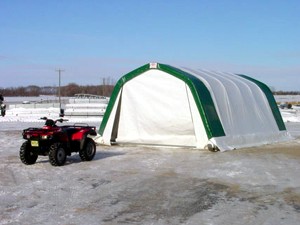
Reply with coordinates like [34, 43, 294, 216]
[56, 69, 64, 112]
[102, 77, 105, 96]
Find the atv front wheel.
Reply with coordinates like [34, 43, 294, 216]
[20, 141, 38, 165]
[79, 138, 96, 161]
[49, 143, 66, 166]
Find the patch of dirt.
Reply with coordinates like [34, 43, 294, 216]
[99, 173, 300, 224]
[229, 138, 300, 157]
[283, 188, 300, 212]
[102, 176, 242, 223]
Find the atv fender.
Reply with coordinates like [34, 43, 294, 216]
[72, 130, 96, 150]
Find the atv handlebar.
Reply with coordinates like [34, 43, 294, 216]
[56, 118, 69, 123]
[40, 117, 69, 126]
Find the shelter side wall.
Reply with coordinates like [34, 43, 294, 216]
[182, 68, 280, 136]
[238, 74, 286, 131]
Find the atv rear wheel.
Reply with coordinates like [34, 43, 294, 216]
[49, 143, 66, 166]
[20, 141, 38, 165]
[79, 138, 96, 161]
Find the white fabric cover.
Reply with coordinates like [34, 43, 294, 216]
[98, 65, 291, 151]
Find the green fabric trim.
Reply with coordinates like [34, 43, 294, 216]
[157, 64, 225, 138]
[99, 63, 225, 139]
[238, 74, 286, 131]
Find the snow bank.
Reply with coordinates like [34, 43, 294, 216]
[2, 105, 299, 123]
[274, 95, 300, 103]
[1, 107, 102, 124]
[281, 109, 300, 123]
[2, 96, 103, 123]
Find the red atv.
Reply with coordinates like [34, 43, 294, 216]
[20, 117, 97, 166]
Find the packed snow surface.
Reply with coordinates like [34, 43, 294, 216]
[1, 96, 300, 225]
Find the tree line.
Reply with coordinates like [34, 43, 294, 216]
[1, 84, 300, 97]
[273, 91, 300, 95]
[0, 83, 115, 97]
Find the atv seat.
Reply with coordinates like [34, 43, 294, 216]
[45, 120, 56, 127]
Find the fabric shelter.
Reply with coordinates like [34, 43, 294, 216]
[97, 63, 290, 151]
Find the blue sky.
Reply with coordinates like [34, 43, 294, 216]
[0, 0, 299, 91]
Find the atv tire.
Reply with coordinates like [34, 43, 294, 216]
[20, 141, 38, 165]
[49, 143, 66, 166]
[79, 138, 96, 161]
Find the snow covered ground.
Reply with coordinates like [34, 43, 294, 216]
[274, 95, 300, 103]
[1, 97, 300, 225]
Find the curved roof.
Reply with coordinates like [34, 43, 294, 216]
[99, 63, 285, 138]
[99, 63, 286, 135]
